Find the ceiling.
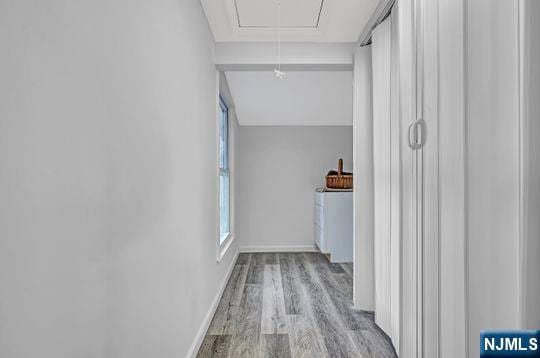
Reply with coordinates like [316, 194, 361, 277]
[225, 71, 352, 126]
[235, 0, 323, 28]
[201, 0, 379, 42]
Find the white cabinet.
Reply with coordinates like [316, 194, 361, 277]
[314, 190, 353, 263]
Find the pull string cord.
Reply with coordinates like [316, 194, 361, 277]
[278, 0, 281, 72]
[275, 0, 285, 79]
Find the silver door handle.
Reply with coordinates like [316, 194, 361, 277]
[408, 118, 424, 150]
[408, 120, 417, 150]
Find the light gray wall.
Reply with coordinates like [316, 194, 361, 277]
[236, 126, 353, 250]
[0, 1, 238, 357]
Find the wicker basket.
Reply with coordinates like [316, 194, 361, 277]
[325, 159, 353, 189]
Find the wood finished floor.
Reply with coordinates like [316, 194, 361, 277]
[197, 252, 397, 358]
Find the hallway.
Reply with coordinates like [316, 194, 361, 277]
[197, 253, 396, 358]
[1, 0, 539, 357]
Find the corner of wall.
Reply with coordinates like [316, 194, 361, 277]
[185, 248, 239, 358]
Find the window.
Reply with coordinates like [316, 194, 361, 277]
[219, 96, 230, 245]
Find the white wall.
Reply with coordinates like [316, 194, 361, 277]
[236, 126, 353, 251]
[466, 1, 521, 356]
[0, 1, 238, 357]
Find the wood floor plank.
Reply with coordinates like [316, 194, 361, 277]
[208, 264, 249, 335]
[303, 252, 345, 274]
[227, 284, 263, 358]
[348, 329, 397, 358]
[261, 334, 292, 358]
[313, 263, 372, 330]
[246, 264, 264, 285]
[246, 253, 265, 285]
[331, 272, 376, 324]
[261, 264, 288, 334]
[333, 269, 354, 298]
[236, 253, 251, 265]
[294, 254, 359, 357]
[200, 252, 396, 358]
[331, 271, 376, 322]
[340, 263, 354, 278]
[251, 253, 266, 265]
[278, 253, 302, 315]
[284, 254, 329, 357]
[287, 314, 327, 358]
[263, 253, 279, 265]
[197, 335, 231, 358]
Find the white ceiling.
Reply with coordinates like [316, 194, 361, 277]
[201, 0, 379, 42]
[235, 0, 323, 28]
[225, 71, 353, 126]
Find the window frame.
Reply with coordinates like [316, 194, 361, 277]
[217, 94, 233, 260]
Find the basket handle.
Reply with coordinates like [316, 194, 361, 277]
[338, 158, 343, 176]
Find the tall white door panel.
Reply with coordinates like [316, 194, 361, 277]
[389, 9, 401, 353]
[372, 12, 401, 349]
[372, 16, 392, 337]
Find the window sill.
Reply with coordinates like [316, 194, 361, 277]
[217, 233, 235, 263]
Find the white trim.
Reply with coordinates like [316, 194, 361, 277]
[419, 0, 440, 356]
[217, 234, 235, 263]
[239, 245, 318, 253]
[357, 0, 397, 46]
[224, 0, 328, 39]
[215, 70, 223, 262]
[186, 249, 240, 358]
[214, 42, 355, 72]
[518, 0, 531, 328]
[462, 0, 470, 355]
[216, 63, 353, 72]
[352, 306, 375, 313]
[216, 72, 237, 263]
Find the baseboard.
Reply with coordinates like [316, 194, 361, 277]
[239, 245, 318, 253]
[352, 305, 375, 313]
[185, 249, 239, 358]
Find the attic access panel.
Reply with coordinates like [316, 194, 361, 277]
[234, 0, 325, 28]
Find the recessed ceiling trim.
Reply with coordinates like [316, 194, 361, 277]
[216, 63, 353, 71]
[357, 0, 396, 45]
[200, 0, 380, 42]
[233, 0, 325, 29]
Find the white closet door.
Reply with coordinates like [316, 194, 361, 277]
[372, 16, 392, 338]
[398, 0, 420, 356]
[372, 10, 402, 349]
[389, 9, 401, 353]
